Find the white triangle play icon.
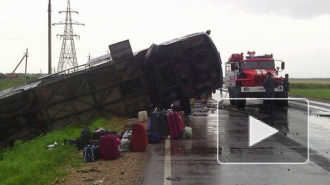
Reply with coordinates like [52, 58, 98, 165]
[249, 116, 278, 147]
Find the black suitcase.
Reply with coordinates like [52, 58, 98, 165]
[150, 111, 168, 138]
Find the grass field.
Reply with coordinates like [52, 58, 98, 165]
[0, 75, 41, 91]
[290, 78, 330, 84]
[0, 117, 127, 185]
[290, 89, 330, 101]
[289, 79, 330, 101]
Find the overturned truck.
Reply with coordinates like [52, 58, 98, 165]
[0, 32, 223, 146]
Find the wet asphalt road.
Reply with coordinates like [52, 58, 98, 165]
[143, 91, 330, 185]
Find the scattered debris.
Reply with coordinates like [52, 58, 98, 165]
[47, 142, 58, 149]
[93, 180, 104, 185]
[51, 177, 59, 184]
[76, 168, 101, 173]
[166, 176, 182, 181]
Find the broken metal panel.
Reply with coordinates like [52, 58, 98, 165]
[109, 40, 133, 61]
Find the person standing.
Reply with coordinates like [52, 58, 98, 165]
[263, 72, 279, 113]
[282, 74, 289, 96]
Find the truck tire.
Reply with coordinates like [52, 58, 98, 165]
[235, 99, 246, 109]
[233, 87, 246, 109]
[228, 89, 235, 105]
[191, 50, 214, 75]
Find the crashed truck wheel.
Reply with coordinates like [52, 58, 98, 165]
[191, 50, 214, 75]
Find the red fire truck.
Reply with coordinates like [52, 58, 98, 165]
[224, 51, 287, 108]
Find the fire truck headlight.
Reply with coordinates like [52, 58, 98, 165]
[244, 87, 249, 91]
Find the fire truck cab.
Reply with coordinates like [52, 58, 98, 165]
[224, 51, 287, 108]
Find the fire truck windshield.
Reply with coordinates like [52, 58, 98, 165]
[242, 62, 257, 70]
[242, 61, 274, 70]
[259, 61, 275, 69]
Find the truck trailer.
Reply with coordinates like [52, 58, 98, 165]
[0, 32, 223, 146]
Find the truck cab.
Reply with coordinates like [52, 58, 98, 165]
[224, 51, 287, 108]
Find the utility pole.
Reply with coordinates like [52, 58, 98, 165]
[48, 0, 52, 74]
[53, 0, 84, 72]
[88, 52, 91, 60]
[25, 48, 28, 84]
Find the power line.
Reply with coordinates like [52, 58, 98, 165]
[53, 0, 84, 72]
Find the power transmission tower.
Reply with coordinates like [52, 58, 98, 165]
[53, 0, 84, 72]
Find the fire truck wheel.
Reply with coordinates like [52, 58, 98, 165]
[235, 99, 246, 109]
[229, 90, 235, 105]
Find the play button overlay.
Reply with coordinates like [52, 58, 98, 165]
[249, 116, 278, 147]
[217, 98, 309, 164]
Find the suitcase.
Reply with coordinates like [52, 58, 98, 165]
[99, 134, 120, 160]
[148, 132, 161, 144]
[150, 111, 168, 138]
[92, 129, 117, 140]
[132, 123, 148, 152]
[167, 111, 184, 139]
[83, 145, 99, 162]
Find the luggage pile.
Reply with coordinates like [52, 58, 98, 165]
[80, 127, 121, 162]
[65, 108, 192, 163]
[144, 109, 193, 144]
[64, 122, 149, 163]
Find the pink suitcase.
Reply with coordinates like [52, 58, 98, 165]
[167, 111, 184, 139]
[99, 134, 120, 160]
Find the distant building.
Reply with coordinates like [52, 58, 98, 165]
[6, 73, 18, 78]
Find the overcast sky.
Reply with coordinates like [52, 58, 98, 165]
[0, 0, 330, 78]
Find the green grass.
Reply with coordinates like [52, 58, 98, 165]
[290, 83, 330, 100]
[290, 83, 330, 89]
[0, 117, 127, 185]
[0, 75, 41, 91]
[290, 89, 330, 101]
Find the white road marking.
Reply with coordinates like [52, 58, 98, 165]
[164, 138, 171, 185]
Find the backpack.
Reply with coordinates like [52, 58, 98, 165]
[76, 127, 92, 150]
[80, 127, 92, 139]
[83, 145, 99, 162]
[120, 139, 132, 152]
[148, 132, 161, 144]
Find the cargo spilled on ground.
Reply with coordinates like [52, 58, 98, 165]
[0, 117, 149, 185]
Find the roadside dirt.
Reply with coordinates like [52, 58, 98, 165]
[57, 118, 150, 185]
[59, 150, 150, 185]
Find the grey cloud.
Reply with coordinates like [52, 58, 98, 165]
[216, 0, 330, 19]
